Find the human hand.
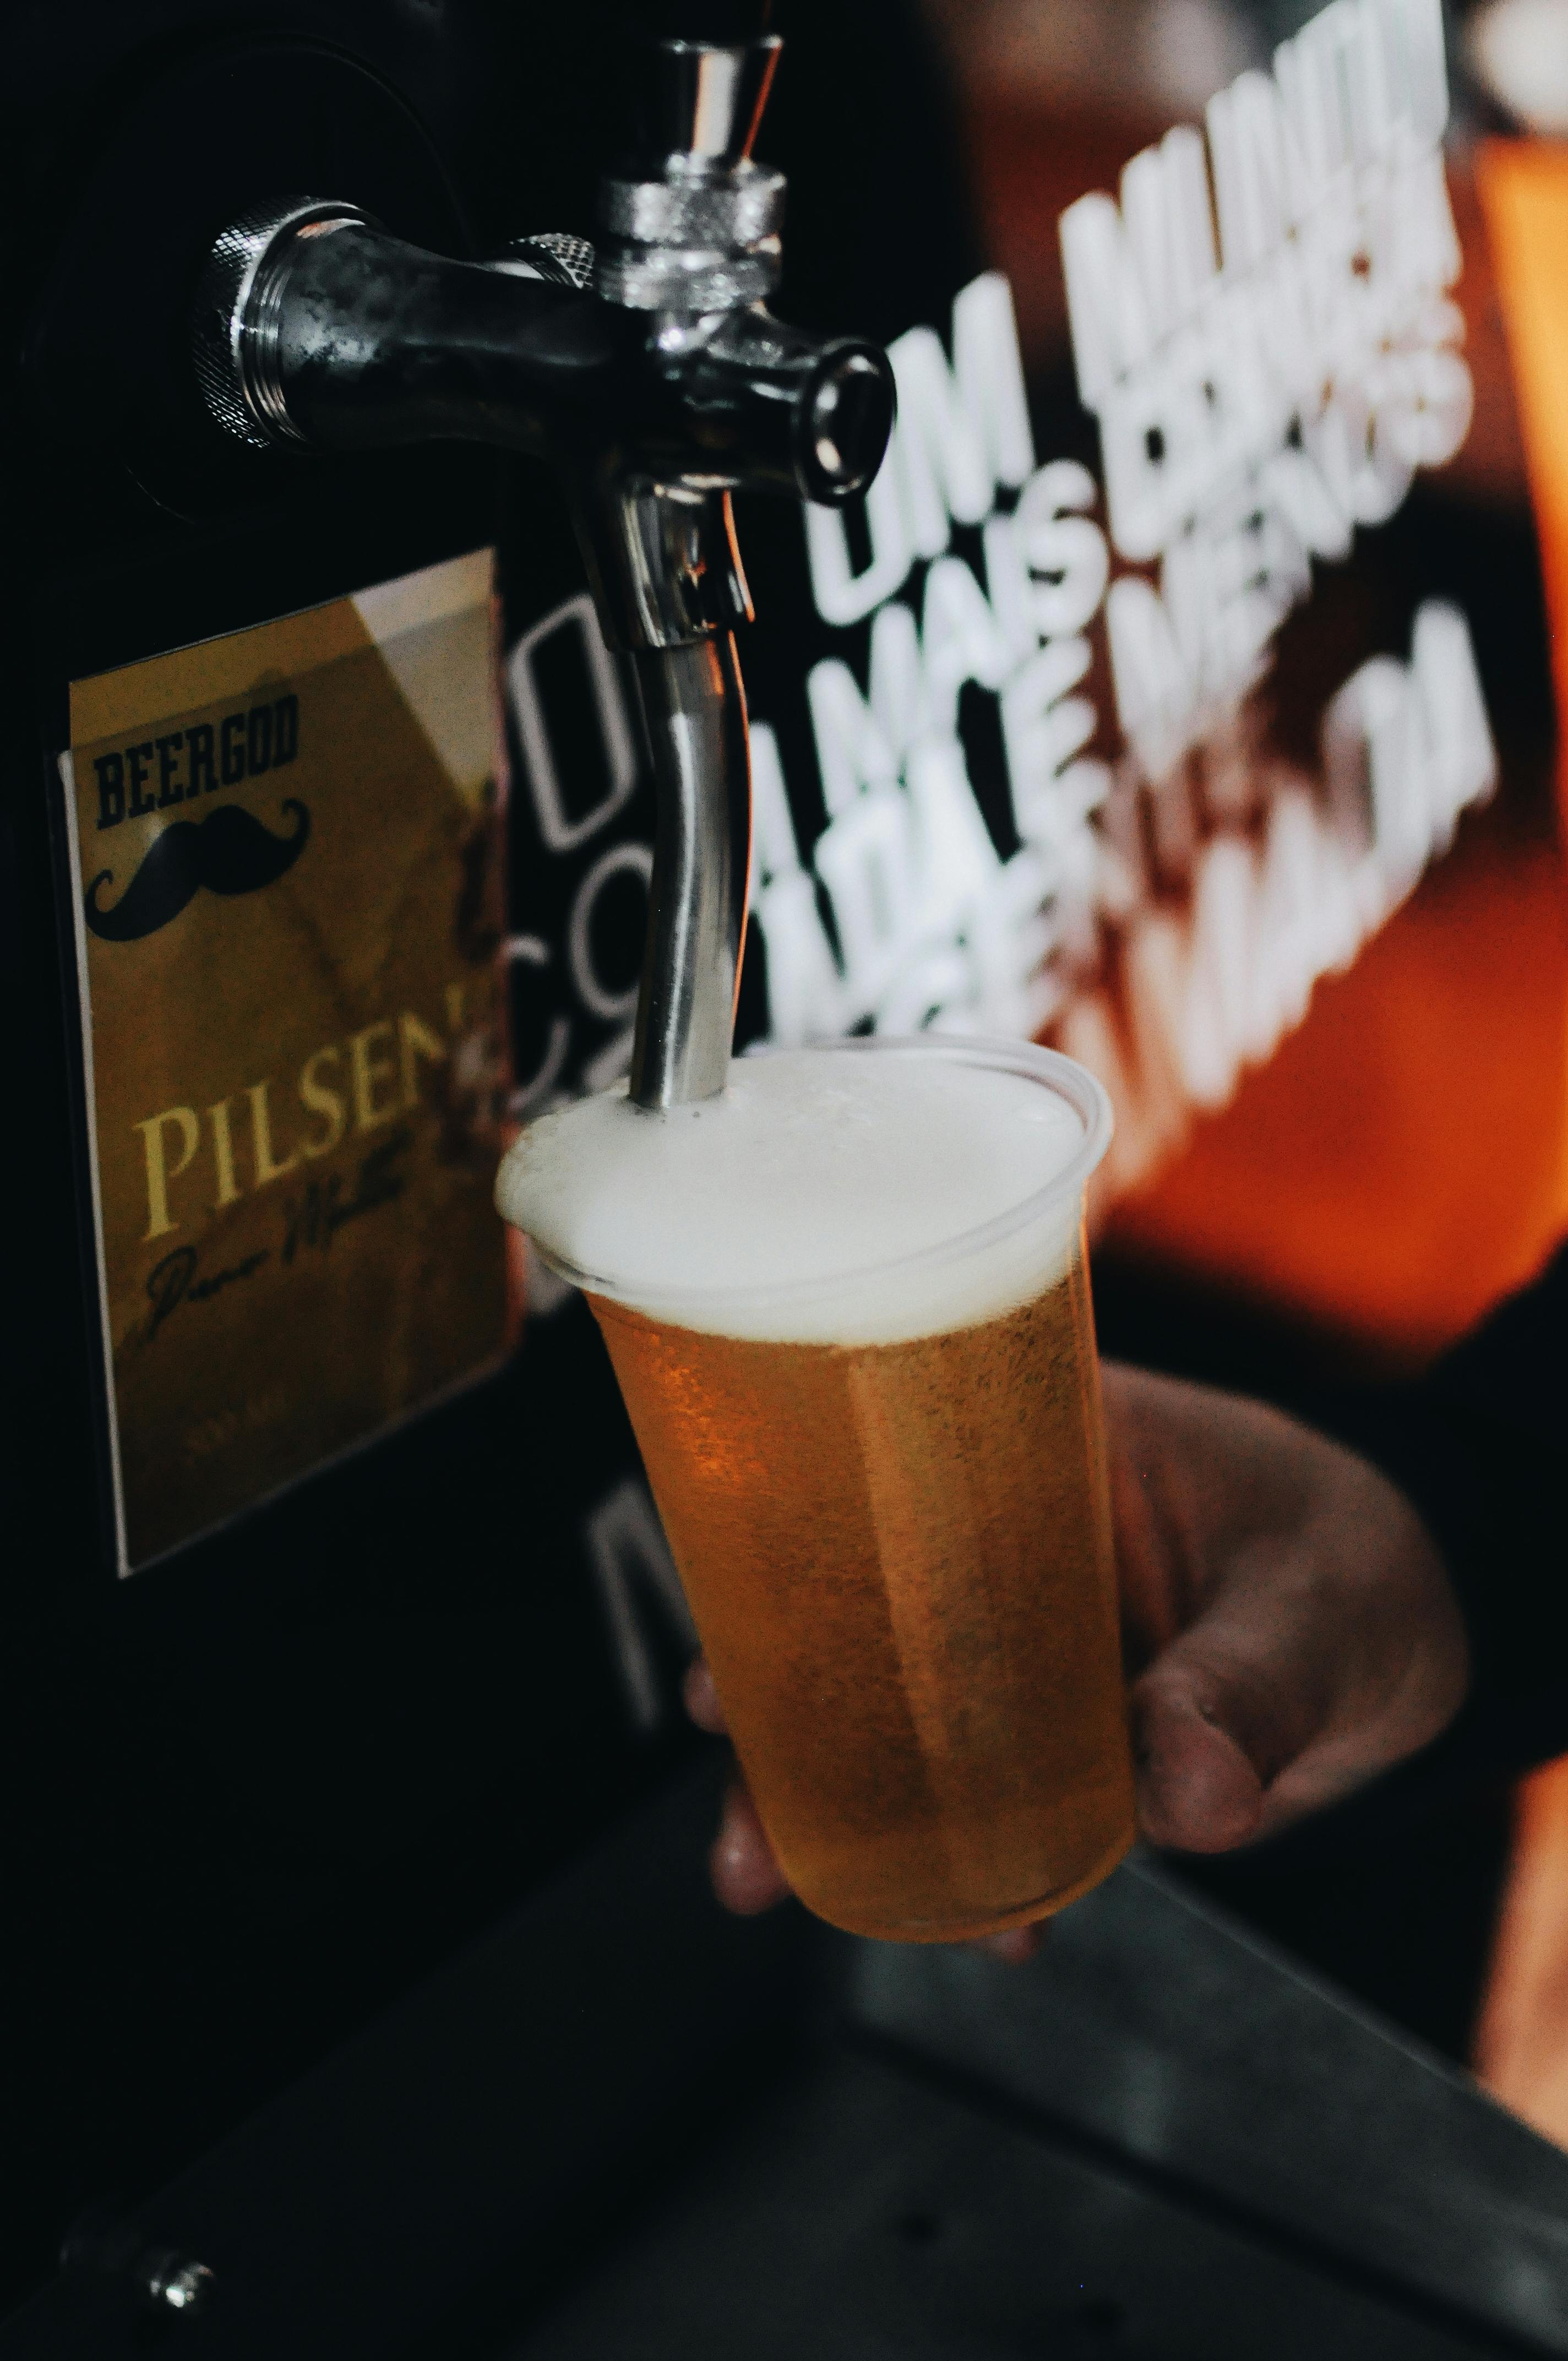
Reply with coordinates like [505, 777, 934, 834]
[686, 1363, 1469, 1942]
[1106, 1363, 1467, 1849]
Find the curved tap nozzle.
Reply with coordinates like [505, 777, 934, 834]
[190, 32, 895, 1111]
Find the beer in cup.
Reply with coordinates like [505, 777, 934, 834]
[497, 1037, 1133, 1942]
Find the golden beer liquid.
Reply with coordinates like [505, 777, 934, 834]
[589, 1228, 1135, 1942]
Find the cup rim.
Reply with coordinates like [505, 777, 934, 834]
[532, 1033, 1114, 1320]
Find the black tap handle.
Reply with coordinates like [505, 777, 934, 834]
[194, 208, 893, 511]
[195, 212, 624, 459]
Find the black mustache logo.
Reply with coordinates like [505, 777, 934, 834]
[84, 799, 311, 943]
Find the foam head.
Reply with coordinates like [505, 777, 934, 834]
[495, 1040, 1111, 1345]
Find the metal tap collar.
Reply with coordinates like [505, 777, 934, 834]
[597, 164, 783, 250]
[192, 198, 368, 449]
[593, 232, 780, 313]
[596, 33, 786, 314]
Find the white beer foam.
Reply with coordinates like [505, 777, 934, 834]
[496, 1046, 1094, 1345]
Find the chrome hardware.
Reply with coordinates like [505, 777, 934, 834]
[595, 35, 783, 314]
[61, 2205, 216, 2321]
[491, 232, 597, 289]
[594, 173, 782, 312]
[192, 199, 367, 450]
[189, 33, 894, 1112]
[591, 32, 873, 1105]
[630, 635, 753, 1107]
[141, 2250, 216, 2317]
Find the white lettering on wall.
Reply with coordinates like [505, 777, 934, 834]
[1082, 599, 1495, 1196]
[766, 274, 1111, 1043]
[508, 592, 640, 851]
[753, 0, 1495, 1192]
[805, 271, 1037, 625]
[1065, 0, 1471, 781]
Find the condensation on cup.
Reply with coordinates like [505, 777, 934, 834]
[497, 1036, 1134, 1943]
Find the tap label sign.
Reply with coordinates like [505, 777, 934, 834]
[62, 549, 510, 1575]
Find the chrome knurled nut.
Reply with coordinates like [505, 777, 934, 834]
[594, 155, 786, 313]
[496, 232, 597, 289]
[191, 198, 366, 449]
[597, 164, 785, 248]
[595, 241, 780, 312]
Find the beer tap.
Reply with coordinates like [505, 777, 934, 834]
[188, 30, 895, 1109]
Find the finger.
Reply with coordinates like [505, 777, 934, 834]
[710, 1776, 792, 1916]
[1132, 1677, 1268, 1853]
[969, 1924, 1045, 1965]
[1129, 1537, 1338, 1852]
[683, 1657, 728, 1735]
[1138, 1482, 1466, 1852]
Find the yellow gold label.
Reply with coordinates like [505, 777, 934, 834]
[65, 550, 509, 1573]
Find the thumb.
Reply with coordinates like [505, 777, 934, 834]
[1133, 1679, 1266, 1853]
[1130, 1560, 1338, 1854]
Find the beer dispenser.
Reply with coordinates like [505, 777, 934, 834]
[189, 47, 891, 1101]
[1, 0, 898, 2330]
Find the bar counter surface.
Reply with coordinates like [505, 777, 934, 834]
[6, 1759, 1567, 2358]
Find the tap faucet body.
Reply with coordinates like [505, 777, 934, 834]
[190, 35, 895, 1109]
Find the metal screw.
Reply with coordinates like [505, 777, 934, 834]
[61, 2206, 216, 2322]
[139, 2248, 216, 2319]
